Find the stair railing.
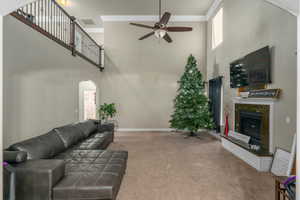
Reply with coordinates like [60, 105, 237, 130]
[11, 0, 104, 71]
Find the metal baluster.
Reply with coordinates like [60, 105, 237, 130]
[25, 5, 28, 17]
[60, 10, 62, 41]
[37, 0, 40, 27]
[62, 14, 64, 43]
[54, 4, 56, 38]
[30, 3, 32, 19]
[51, 0, 53, 35]
[47, 0, 49, 33]
[34, 1, 37, 25]
[42, 0, 45, 29]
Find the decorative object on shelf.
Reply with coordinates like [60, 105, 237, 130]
[129, 0, 193, 43]
[97, 103, 117, 123]
[248, 88, 281, 98]
[170, 55, 214, 137]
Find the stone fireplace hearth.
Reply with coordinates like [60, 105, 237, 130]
[221, 97, 276, 172]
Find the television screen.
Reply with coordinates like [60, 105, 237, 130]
[230, 46, 271, 88]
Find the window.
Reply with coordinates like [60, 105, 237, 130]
[212, 8, 223, 49]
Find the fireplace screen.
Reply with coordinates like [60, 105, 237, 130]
[239, 111, 262, 146]
[235, 104, 270, 152]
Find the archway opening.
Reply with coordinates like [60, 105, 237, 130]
[79, 80, 97, 121]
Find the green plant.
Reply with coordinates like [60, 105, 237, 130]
[97, 103, 117, 121]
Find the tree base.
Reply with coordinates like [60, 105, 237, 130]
[184, 132, 197, 138]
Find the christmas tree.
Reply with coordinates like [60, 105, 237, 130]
[170, 55, 214, 136]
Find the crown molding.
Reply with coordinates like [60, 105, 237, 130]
[206, 0, 223, 20]
[264, 0, 298, 16]
[99, 0, 298, 24]
[84, 28, 104, 33]
[101, 15, 206, 22]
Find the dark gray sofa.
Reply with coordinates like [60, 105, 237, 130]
[4, 120, 128, 200]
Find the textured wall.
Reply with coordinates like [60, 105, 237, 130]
[206, 0, 297, 151]
[3, 15, 102, 147]
[100, 21, 207, 129]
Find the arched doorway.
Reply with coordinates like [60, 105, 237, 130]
[79, 81, 97, 121]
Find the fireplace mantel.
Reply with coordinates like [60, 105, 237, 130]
[233, 97, 277, 105]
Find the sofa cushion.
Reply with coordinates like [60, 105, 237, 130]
[73, 120, 97, 137]
[53, 150, 128, 200]
[53, 172, 123, 200]
[9, 130, 66, 159]
[54, 124, 86, 148]
[73, 131, 113, 150]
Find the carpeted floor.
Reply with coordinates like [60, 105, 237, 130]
[109, 132, 274, 200]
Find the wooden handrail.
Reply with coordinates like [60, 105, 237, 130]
[11, 0, 103, 70]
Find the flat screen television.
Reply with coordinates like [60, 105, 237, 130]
[230, 46, 271, 88]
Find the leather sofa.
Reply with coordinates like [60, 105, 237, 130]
[4, 120, 128, 200]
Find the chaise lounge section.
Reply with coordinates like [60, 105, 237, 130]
[4, 120, 128, 200]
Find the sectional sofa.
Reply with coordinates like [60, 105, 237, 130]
[3, 120, 128, 200]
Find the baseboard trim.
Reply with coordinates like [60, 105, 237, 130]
[116, 128, 174, 132]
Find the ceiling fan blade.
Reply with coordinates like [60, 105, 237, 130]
[163, 33, 172, 43]
[159, 12, 171, 25]
[166, 27, 193, 32]
[130, 23, 154, 29]
[139, 32, 155, 40]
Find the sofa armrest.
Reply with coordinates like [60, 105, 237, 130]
[13, 159, 65, 200]
[98, 123, 115, 142]
[98, 123, 114, 133]
[4, 164, 16, 200]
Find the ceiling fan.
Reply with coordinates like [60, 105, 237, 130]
[129, 0, 193, 43]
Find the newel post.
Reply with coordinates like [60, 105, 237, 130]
[70, 16, 76, 56]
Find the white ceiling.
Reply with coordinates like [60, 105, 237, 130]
[61, 0, 299, 30]
[65, 0, 215, 17]
[64, 0, 214, 28]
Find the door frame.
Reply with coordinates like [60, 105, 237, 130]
[78, 80, 97, 122]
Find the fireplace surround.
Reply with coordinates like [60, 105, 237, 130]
[221, 97, 276, 171]
[235, 104, 270, 152]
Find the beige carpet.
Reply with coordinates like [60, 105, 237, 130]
[109, 132, 274, 200]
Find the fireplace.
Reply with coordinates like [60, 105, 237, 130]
[235, 104, 270, 152]
[221, 98, 275, 172]
[239, 111, 262, 146]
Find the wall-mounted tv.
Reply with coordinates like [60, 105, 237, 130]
[230, 46, 271, 88]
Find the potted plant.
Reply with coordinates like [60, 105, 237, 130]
[97, 103, 117, 124]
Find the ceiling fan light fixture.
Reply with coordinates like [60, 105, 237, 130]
[154, 29, 167, 38]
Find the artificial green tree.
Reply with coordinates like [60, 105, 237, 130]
[170, 55, 214, 136]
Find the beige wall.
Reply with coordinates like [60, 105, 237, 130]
[206, 0, 297, 151]
[89, 32, 104, 46]
[3, 15, 102, 147]
[0, 15, 3, 196]
[100, 21, 207, 129]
